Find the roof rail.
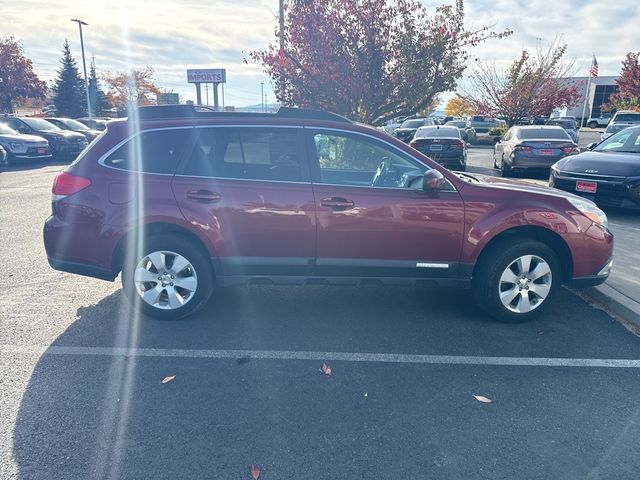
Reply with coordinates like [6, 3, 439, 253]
[135, 104, 351, 123]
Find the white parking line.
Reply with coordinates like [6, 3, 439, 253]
[2, 344, 640, 368]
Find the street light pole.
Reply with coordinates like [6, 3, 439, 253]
[71, 18, 92, 118]
[261, 82, 264, 112]
[278, 0, 285, 106]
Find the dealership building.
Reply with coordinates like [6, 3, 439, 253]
[554, 76, 619, 121]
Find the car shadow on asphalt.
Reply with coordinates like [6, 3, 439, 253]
[0, 159, 71, 173]
[10, 284, 640, 479]
[10, 283, 640, 479]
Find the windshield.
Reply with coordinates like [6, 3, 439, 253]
[605, 124, 630, 134]
[547, 120, 575, 129]
[0, 124, 19, 135]
[21, 118, 62, 131]
[594, 127, 640, 153]
[614, 113, 640, 122]
[400, 119, 425, 129]
[518, 128, 571, 140]
[58, 118, 90, 130]
[415, 126, 460, 138]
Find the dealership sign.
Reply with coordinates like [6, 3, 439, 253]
[187, 69, 226, 84]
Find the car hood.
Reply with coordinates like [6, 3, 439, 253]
[36, 129, 85, 140]
[460, 172, 583, 201]
[0, 133, 48, 144]
[555, 151, 640, 177]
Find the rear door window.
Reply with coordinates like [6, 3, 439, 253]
[181, 127, 308, 182]
[103, 128, 192, 174]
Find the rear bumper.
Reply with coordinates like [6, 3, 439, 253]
[47, 256, 116, 281]
[416, 150, 465, 166]
[44, 215, 119, 280]
[510, 153, 566, 168]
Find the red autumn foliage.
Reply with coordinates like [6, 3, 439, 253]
[251, 0, 511, 125]
[608, 52, 640, 112]
[462, 40, 581, 126]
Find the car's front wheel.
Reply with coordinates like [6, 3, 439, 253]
[500, 154, 513, 177]
[473, 238, 561, 322]
[122, 235, 213, 320]
[587, 121, 597, 128]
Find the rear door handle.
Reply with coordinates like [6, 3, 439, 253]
[186, 190, 221, 203]
[321, 197, 355, 210]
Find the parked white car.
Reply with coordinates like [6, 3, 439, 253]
[586, 114, 611, 128]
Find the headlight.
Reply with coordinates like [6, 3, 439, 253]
[9, 142, 24, 151]
[567, 197, 608, 228]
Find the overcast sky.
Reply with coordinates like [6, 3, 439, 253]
[3, 0, 639, 108]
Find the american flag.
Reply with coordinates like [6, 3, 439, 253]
[590, 56, 599, 78]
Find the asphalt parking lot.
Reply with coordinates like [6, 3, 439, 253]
[1, 153, 640, 479]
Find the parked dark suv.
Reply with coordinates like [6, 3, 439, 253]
[44, 105, 613, 322]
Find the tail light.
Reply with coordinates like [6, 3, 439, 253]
[450, 141, 464, 149]
[52, 171, 91, 201]
[560, 146, 580, 154]
[513, 145, 533, 152]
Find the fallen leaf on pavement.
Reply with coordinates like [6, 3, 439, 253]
[251, 465, 260, 479]
[473, 395, 492, 403]
[161, 375, 176, 384]
[320, 363, 332, 376]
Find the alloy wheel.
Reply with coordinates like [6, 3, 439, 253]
[133, 250, 198, 310]
[498, 255, 552, 314]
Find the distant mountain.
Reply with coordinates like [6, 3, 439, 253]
[235, 103, 279, 112]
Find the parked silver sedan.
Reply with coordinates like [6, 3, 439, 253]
[493, 126, 579, 176]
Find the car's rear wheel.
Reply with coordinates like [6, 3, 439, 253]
[587, 121, 597, 128]
[473, 238, 561, 323]
[122, 235, 213, 320]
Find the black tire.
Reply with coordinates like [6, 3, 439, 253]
[500, 155, 513, 177]
[587, 121, 597, 129]
[121, 234, 214, 320]
[472, 238, 561, 323]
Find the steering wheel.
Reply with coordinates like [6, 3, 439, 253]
[371, 158, 396, 187]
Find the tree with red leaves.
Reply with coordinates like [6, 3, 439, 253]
[462, 40, 581, 127]
[251, 0, 511, 125]
[103, 67, 160, 108]
[0, 35, 47, 113]
[609, 52, 640, 112]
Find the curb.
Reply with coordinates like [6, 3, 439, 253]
[581, 283, 640, 334]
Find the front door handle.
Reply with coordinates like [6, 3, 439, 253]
[321, 197, 355, 210]
[186, 189, 221, 203]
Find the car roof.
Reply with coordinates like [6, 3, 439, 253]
[516, 125, 565, 130]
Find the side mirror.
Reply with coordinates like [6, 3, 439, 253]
[586, 142, 597, 150]
[423, 169, 446, 192]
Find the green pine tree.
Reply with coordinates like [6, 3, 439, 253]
[88, 57, 111, 116]
[52, 40, 86, 117]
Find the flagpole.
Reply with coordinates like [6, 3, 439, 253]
[580, 54, 594, 128]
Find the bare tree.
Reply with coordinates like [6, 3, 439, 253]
[461, 39, 581, 126]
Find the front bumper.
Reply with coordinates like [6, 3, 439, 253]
[51, 141, 88, 157]
[569, 259, 613, 288]
[550, 171, 640, 209]
[7, 146, 53, 162]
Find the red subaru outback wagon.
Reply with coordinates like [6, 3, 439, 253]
[44, 105, 613, 322]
